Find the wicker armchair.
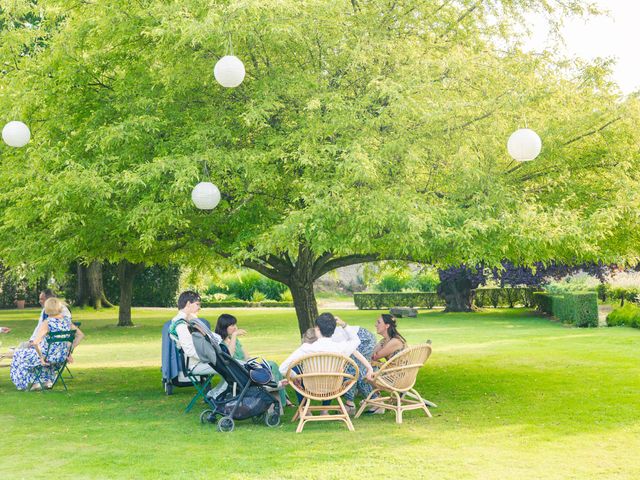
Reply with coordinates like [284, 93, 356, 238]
[355, 343, 433, 424]
[286, 353, 359, 433]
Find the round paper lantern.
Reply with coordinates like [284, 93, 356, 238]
[507, 128, 542, 162]
[214, 55, 245, 88]
[191, 182, 221, 210]
[2, 121, 31, 148]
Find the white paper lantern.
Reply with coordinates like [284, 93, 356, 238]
[507, 128, 542, 162]
[214, 55, 245, 88]
[2, 121, 31, 148]
[192, 182, 221, 210]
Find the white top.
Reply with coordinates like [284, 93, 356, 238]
[171, 311, 199, 362]
[331, 325, 360, 343]
[31, 305, 71, 341]
[170, 312, 222, 364]
[279, 327, 361, 376]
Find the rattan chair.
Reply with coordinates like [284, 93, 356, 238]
[286, 353, 359, 433]
[355, 343, 433, 424]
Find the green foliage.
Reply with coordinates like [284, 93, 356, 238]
[0, 264, 46, 308]
[207, 270, 288, 301]
[375, 273, 411, 292]
[408, 270, 441, 292]
[533, 291, 598, 327]
[474, 288, 538, 308]
[354, 292, 443, 309]
[1, 0, 639, 289]
[199, 299, 293, 308]
[609, 287, 640, 306]
[606, 304, 640, 328]
[102, 264, 180, 307]
[596, 283, 609, 302]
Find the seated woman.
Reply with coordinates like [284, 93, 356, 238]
[330, 317, 378, 415]
[371, 314, 407, 363]
[215, 314, 291, 408]
[10, 297, 84, 390]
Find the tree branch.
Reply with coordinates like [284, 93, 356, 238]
[313, 254, 381, 280]
[563, 116, 622, 146]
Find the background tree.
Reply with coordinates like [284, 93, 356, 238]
[1, 0, 639, 334]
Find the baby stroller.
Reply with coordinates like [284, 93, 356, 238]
[193, 324, 281, 432]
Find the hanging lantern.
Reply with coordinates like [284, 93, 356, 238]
[192, 182, 221, 210]
[214, 55, 245, 88]
[507, 128, 542, 162]
[2, 121, 31, 148]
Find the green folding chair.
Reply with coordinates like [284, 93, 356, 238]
[29, 330, 76, 392]
[175, 344, 215, 413]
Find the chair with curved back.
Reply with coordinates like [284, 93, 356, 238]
[355, 343, 433, 424]
[286, 353, 359, 433]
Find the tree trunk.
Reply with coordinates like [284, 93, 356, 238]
[76, 263, 90, 306]
[437, 275, 477, 312]
[76, 261, 114, 309]
[117, 260, 144, 327]
[290, 280, 319, 336]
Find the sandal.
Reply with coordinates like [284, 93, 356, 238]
[30, 383, 43, 391]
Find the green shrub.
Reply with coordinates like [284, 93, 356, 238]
[207, 271, 288, 301]
[251, 290, 267, 302]
[607, 304, 640, 328]
[103, 263, 180, 307]
[408, 271, 440, 292]
[375, 274, 411, 292]
[533, 291, 598, 327]
[257, 278, 288, 300]
[609, 287, 640, 306]
[596, 283, 609, 302]
[475, 288, 538, 308]
[199, 299, 294, 308]
[354, 292, 443, 309]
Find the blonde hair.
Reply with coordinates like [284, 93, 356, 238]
[302, 327, 318, 344]
[44, 297, 64, 316]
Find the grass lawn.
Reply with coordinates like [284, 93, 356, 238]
[1, 307, 639, 479]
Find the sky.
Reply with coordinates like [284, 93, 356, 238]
[524, 0, 640, 94]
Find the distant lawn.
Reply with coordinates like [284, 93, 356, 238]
[1, 307, 639, 479]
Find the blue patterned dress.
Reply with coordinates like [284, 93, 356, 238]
[344, 327, 378, 402]
[10, 316, 72, 390]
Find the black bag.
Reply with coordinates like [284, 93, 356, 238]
[214, 386, 274, 420]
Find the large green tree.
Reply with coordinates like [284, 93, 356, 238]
[1, 0, 639, 333]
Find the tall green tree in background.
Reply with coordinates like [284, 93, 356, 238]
[1, 0, 639, 333]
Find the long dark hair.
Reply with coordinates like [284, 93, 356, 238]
[380, 314, 406, 344]
[215, 314, 237, 340]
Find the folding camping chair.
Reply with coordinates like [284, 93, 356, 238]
[174, 342, 216, 413]
[28, 330, 76, 392]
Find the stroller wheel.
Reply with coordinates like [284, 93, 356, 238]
[265, 411, 281, 427]
[251, 413, 266, 424]
[200, 409, 215, 425]
[217, 416, 235, 433]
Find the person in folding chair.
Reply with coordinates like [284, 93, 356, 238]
[169, 291, 226, 410]
[10, 297, 84, 391]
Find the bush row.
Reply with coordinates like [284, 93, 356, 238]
[206, 270, 289, 301]
[354, 287, 537, 310]
[474, 287, 538, 308]
[606, 304, 640, 328]
[533, 291, 598, 327]
[354, 292, 444, 309]
[200, 300, 294, 308]
[596, 284, 640, 306]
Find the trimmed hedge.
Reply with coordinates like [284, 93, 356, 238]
[606, 304, 640, 328]
[474, 287, 538, 308]
[200, 300, 294, 308]
[354, 292, 443, 310]
[533, 291, 598, 327]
